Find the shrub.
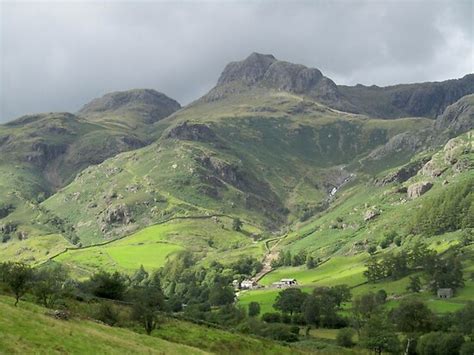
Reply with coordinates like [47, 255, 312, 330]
[261, 312, 281, 323]
[336, 328, 355, 347]
[96, 303, 120, 326]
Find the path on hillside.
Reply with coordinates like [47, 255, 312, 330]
[251, 173, 356, 284]
[252, 235, 287, 282]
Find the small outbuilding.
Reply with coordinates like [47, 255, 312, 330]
[437, 288, 453, 299]
[240, 280, 257, 290]
[272, 278, 298, 288]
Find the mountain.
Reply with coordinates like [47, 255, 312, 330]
[0, 52, 472, 263]
[0, 89, 180, 253]
[205, 52, 474, 119]
[78, 89, 181, 128]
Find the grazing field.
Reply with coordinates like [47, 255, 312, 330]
[55, 217, 266, 277]
[259, 255, 367, 287]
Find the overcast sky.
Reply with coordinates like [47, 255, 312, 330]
[1, 0, 472, 122]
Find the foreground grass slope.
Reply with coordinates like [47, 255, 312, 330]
[0, 295, 205, 354]
[0, 295, 307, 355]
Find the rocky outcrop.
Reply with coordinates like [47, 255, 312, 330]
[0, 204, 14, 219]
[407, 181, 433, 199]
[102, 204, 132, 225]
[166, 122, 217, 142]
[364, 209, 380, 221]
[339, 74, 474, 118]
[378, 158, 430, 185]
[436, 94, 474, 135]
[26, 142, 68, 167]
[206, 52, 346, 107]
[217, 52, 276, 86]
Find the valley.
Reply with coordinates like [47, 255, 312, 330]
[1, 52, 473, 354]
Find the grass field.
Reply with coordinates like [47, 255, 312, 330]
[55, 217, 266, 277]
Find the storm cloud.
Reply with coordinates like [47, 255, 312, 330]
[1, 0, 472, 122]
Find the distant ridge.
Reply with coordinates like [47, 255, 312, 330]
[205, 52, 474, 119]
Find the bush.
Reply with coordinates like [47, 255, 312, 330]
[96, 303, 120, 326]
[336, 328, 355, 347]
[263, 323, 299, 342]
[248, 301, 260, 317]
[261, 312, 281, 323]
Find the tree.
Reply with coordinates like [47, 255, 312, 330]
[131, 282, 166, 335]
[407, 275, 422, 293]
[416, 332, 464, 355]
[32, 263, 69, 308]
[306, 255, 316, 269]
[360, 312, 401, 355]
[131, 265, 149, 287]
[209, 285, 235, 306]
[248, 301, 261, 317]
[336, 328, 355, 347]
[364, 257, 384, 283]
[426, 254, 464, 293]
[460, 342, 474, 355]
[328, 285, 352, 308]
[453, 301, 474, 335]
[274, 288, 308, 315]
[351, 292, 385, 336]
[3, 262, 33, 306]
[390, 299, 434, 353]
[232, 218, 243, 231]
[88, 271, 127, 300]
[303, 295, 320, 326]
[367, 245, 377, 255]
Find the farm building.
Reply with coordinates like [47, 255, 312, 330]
[437, 288, 453, 299]
[272, 278, 298, 288]
[240, 280, 258, 289]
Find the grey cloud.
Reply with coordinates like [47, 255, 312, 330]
[1, 0, 472, 122]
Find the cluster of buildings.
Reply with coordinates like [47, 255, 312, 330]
[233, 278, 298, 290]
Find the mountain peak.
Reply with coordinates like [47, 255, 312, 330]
[78, 89, 181, 124]
[209, 53, 341, 104]
[217, 52, 277, 86]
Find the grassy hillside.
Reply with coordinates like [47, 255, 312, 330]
[0, 90, 181, 259]
[238, 131, 473, 315]
[40, 90, 432, 248]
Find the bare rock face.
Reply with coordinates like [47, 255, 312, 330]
[166, 122, 217, 142]
[217, 52, 276, 86]
[435, 94, 474, 135]
[262, 61, 323, 93]
[102, 204, 132, 225]
[379, 158, 430, 185]
[363, 209, 380, 222]
[407, 181, 433, 199]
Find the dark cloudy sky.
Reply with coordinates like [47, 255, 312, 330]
[1, 0, 472, 122]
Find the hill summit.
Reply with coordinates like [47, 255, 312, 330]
[79, 89, 181, 124]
